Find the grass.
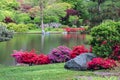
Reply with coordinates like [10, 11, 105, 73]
[27, 28, 64, 34]
[0, 63, 94, 80]
[27, 29, 42, 33]
[0, 63, 119, 80]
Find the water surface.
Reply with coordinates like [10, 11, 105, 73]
[0, 33, 89, 66]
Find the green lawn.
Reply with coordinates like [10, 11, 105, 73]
[0, 63, 118, 80]
[27, 28, 64, 34]
[0, 63, 94, 80]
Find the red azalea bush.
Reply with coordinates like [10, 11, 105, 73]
[12, 49, 50, 65]
[20, 50, 38, 65]
[64, 28, 85, 33]
[87, 58, 117, 70]
[48, 46, 71, 63]
[70, 45, 89, 58]
[34, 54, 50, 65]
[110, 45, 120, 61]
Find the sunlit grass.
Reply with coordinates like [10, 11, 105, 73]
[0, 63, 94, 80]
[0, 63, 119, 80]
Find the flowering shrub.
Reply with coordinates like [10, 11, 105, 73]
[64, 28, 85, 32]
[12, 49, 38, 65]
[87, 58, 117, 70]
[34, 54, 50, 65]
[90, 21, 120, 57]
[66, 9, 79, 16]
[20, 50, 38, 65]
[4, 17, 14, 23]
[48, 46, 71, 63]
[11, 50, 24, 63]
[110, 45, 120, 61]
[70, 45, 89, 58]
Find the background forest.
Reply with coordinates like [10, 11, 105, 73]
[0, 0, 120, 32]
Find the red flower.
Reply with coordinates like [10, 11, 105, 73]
[101, 40, 107, 45]
[20, 50, 38, 64]
[70, 45, 89, 58]
[64, 28, 85, 32]
[34, 54, 50, 65]
[87, 58, 117, 70]
[110, 45, 120, 61]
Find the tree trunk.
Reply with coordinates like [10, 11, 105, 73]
[98, 3, 101, 13]
[39, 0, 45, 34]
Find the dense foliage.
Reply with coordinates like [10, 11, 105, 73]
[0, 22, 14, 41]
[0, 0, 119, 31]
[90, 20, 120, 57]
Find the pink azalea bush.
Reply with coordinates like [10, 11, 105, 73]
[11, 50, 24, 63]
[48, 46, 71, 63]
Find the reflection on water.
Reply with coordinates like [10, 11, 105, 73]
[0, 33, 90, 66]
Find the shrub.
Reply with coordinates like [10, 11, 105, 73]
[33, 17, 40, 24]
[70, 45, 89, 58]
[90, 21, 120, 57]
[0, 22, 7, 27]
[12, 49, 51, 65]
[64, 27, 85, 32]
[34, 54, 50, 65]
[87, 58, 117, 70]
[4, 17, 14, 23]
[7, 23, 17, 30]
[12, 50, 24, 63]
[12, 49, 38, 65]
[0, 10, 16, 21]
[110, 45, 120, 61]
[7, 23, 29, 32]
[48, 46, 71, 63]
[15, 13, 31, 24]
[0, 12, 5, 22]
[27, 23, 37, 30]
[0, 22, 14, 41]
[0, 0, 19, 10]
[16, 24, 29, 32]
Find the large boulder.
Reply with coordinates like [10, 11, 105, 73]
[64, 53, 96, 71]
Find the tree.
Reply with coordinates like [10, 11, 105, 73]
[25, 0, 58, 33]
[39, 0, 46, 33]
[91, 0, 105, 12]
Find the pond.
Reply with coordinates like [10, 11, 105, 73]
[0, 33, 90, 66]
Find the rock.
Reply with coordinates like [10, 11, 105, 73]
[64, 53, 96, 71]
